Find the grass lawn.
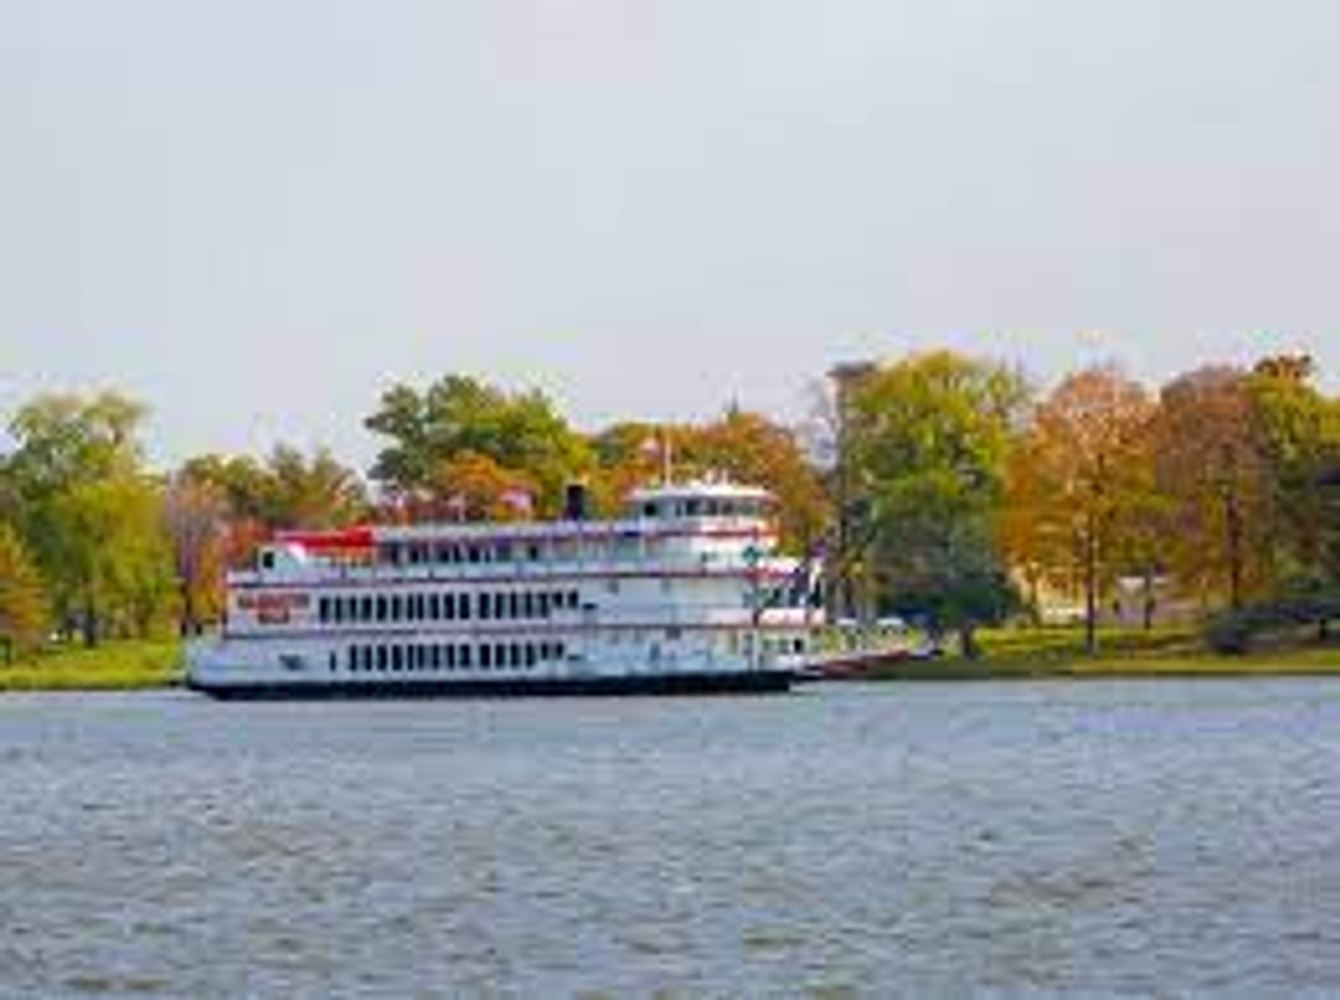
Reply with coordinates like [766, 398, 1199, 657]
[866, 626, 1340, 680]
[0, 640, 184, 692]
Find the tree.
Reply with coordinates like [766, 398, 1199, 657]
[181, 446, 365, 534]
[263, 445, 367, 529]
[848, 351, 1028, 655]
[1155, 367, 1273, 611]
[587, 421, 667, 516]
[365, 375, 592, 516]
[5, 392, 171, 644]
[430, 450, 539, 522]
[47, 475, 176, 643]
[0, 522, 47, 662]
[1005, 366, 1158, 651]
[164, 474, 230, 634]
[678, 408, 828, 553]
[1247, 355, 1340, 588]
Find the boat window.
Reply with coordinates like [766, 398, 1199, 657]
[375, 646, 387, 671]
[537, 593, 550, 617]
[428, 593, 440, 620]
[375, 596, 387, 622]
[508, 592, 519, 619]
[480, 644, 491, 668]
[642, 501, 658, 518]
[525, 643, 536, 668]
[459, 594, 470, 620]
[478, 593, 491, 620]
[527, 543, 541, 561]
[568, 590, 579, 608]
[459, 644, 470, 668]
[522, 592, 534, 618]
[496, 643, 507, 668]
[260, 550, 275, 571]
[391, 595, 403, 621]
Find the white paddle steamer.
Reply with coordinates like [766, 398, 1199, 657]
[186, 481, 820, 698]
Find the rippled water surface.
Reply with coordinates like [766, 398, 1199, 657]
[2, 680, 1339, 996]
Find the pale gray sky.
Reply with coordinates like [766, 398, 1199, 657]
[3, 0, 1337, 467]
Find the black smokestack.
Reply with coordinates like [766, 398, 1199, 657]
[564, 482, 589, 521]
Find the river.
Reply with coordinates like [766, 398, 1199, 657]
[1, 680, 1337, 996]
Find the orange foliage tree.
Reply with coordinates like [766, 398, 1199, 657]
[1004, 366, 1158, 650]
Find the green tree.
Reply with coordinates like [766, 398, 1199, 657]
[849, 351, 1028, 655]
[5, 392, 172, 644]
[48, 475, 175, 643]
[1248, 355, 1340, 587]
[365, 375, 593, 516]
[263, 445, 367, 529]
[180, 447, 366, 531]
[0, 522, 47, 662]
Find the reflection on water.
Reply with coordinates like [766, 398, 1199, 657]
[1, 681, 1338, 995]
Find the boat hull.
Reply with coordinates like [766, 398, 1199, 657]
[186, 669, 793, 700]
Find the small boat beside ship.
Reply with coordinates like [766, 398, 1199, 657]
[186, 480, 823, 699]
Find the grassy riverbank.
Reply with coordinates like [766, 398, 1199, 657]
[867, 626, 1340, 680]
[0, 641, 184, 692]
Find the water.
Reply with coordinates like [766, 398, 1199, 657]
[1, 681, 1338, 997]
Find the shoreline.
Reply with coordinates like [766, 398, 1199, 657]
[2, 636, 1338, 692]
[0, 641, 183, 693]
[860, 651, 1340, 682]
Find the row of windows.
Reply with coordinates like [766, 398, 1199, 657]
[339, 641, 567, 673]
[640, 498, 765, 519]
[382, 540, 547, 567]
[316, 589, 581, 625]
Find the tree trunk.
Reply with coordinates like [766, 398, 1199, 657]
[959, 623, 981, 660]
[81, 596, 98, 648]
[1142, 566, 1156, 631]
[179, 579, 196, 637]
[1225, 488, 1244, 612]
[1084, 516, 1098, 655]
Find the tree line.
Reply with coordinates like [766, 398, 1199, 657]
[0, 353, 1336, 661]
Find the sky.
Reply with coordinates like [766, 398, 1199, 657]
[2, 0, 1337, 469]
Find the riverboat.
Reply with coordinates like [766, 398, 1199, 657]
[186, 481, 822, 698]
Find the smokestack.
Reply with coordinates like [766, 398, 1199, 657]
[564, 482, 589, 521]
